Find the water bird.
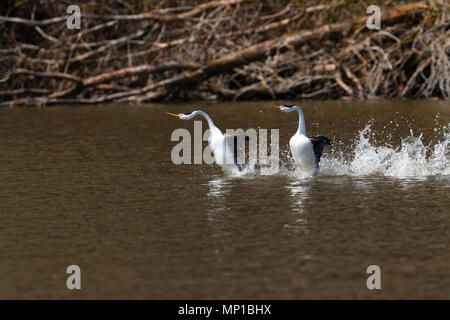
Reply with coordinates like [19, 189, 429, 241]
[167, 110, 245, 174]
[274, 105, 331, 174]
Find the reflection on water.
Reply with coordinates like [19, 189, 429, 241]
[283, 180, 310, 234]
[287, 180, 310, 214]
[398, 177, 428, 191]
[207, 178, 231, 199]
[0, 100, 449, 299]
[206, 178, 232, 218]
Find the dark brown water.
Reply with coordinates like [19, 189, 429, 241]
[0, 100, 449, 299]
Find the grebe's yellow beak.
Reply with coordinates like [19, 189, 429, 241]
[272, 105, 282, 110]
[166, 112, 181, 117]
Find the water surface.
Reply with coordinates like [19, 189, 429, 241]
[0, 100, 449, 299]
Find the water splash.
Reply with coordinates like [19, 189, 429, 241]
[227, 121, 450, 178]
[319, 122, 450, 177]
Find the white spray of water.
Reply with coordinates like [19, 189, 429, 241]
[229, 121, 450, 178]
[319, 122, 449, 177]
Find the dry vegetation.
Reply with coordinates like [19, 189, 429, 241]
[0, 0, 448, 106]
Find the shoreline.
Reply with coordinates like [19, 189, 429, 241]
[0, 1, 448, 107]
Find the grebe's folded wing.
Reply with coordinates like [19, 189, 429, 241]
[309, 135, 332, 164]
[223, 133, 249, 170]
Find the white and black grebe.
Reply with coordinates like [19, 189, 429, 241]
[274, 105, 331, 174]
[167, 110, 244, 174]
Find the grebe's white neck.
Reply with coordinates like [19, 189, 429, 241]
[184, 110, 219, 133]
[285, 106, 306, 135]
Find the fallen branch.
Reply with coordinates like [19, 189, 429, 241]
[0, 0, 446, 106]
